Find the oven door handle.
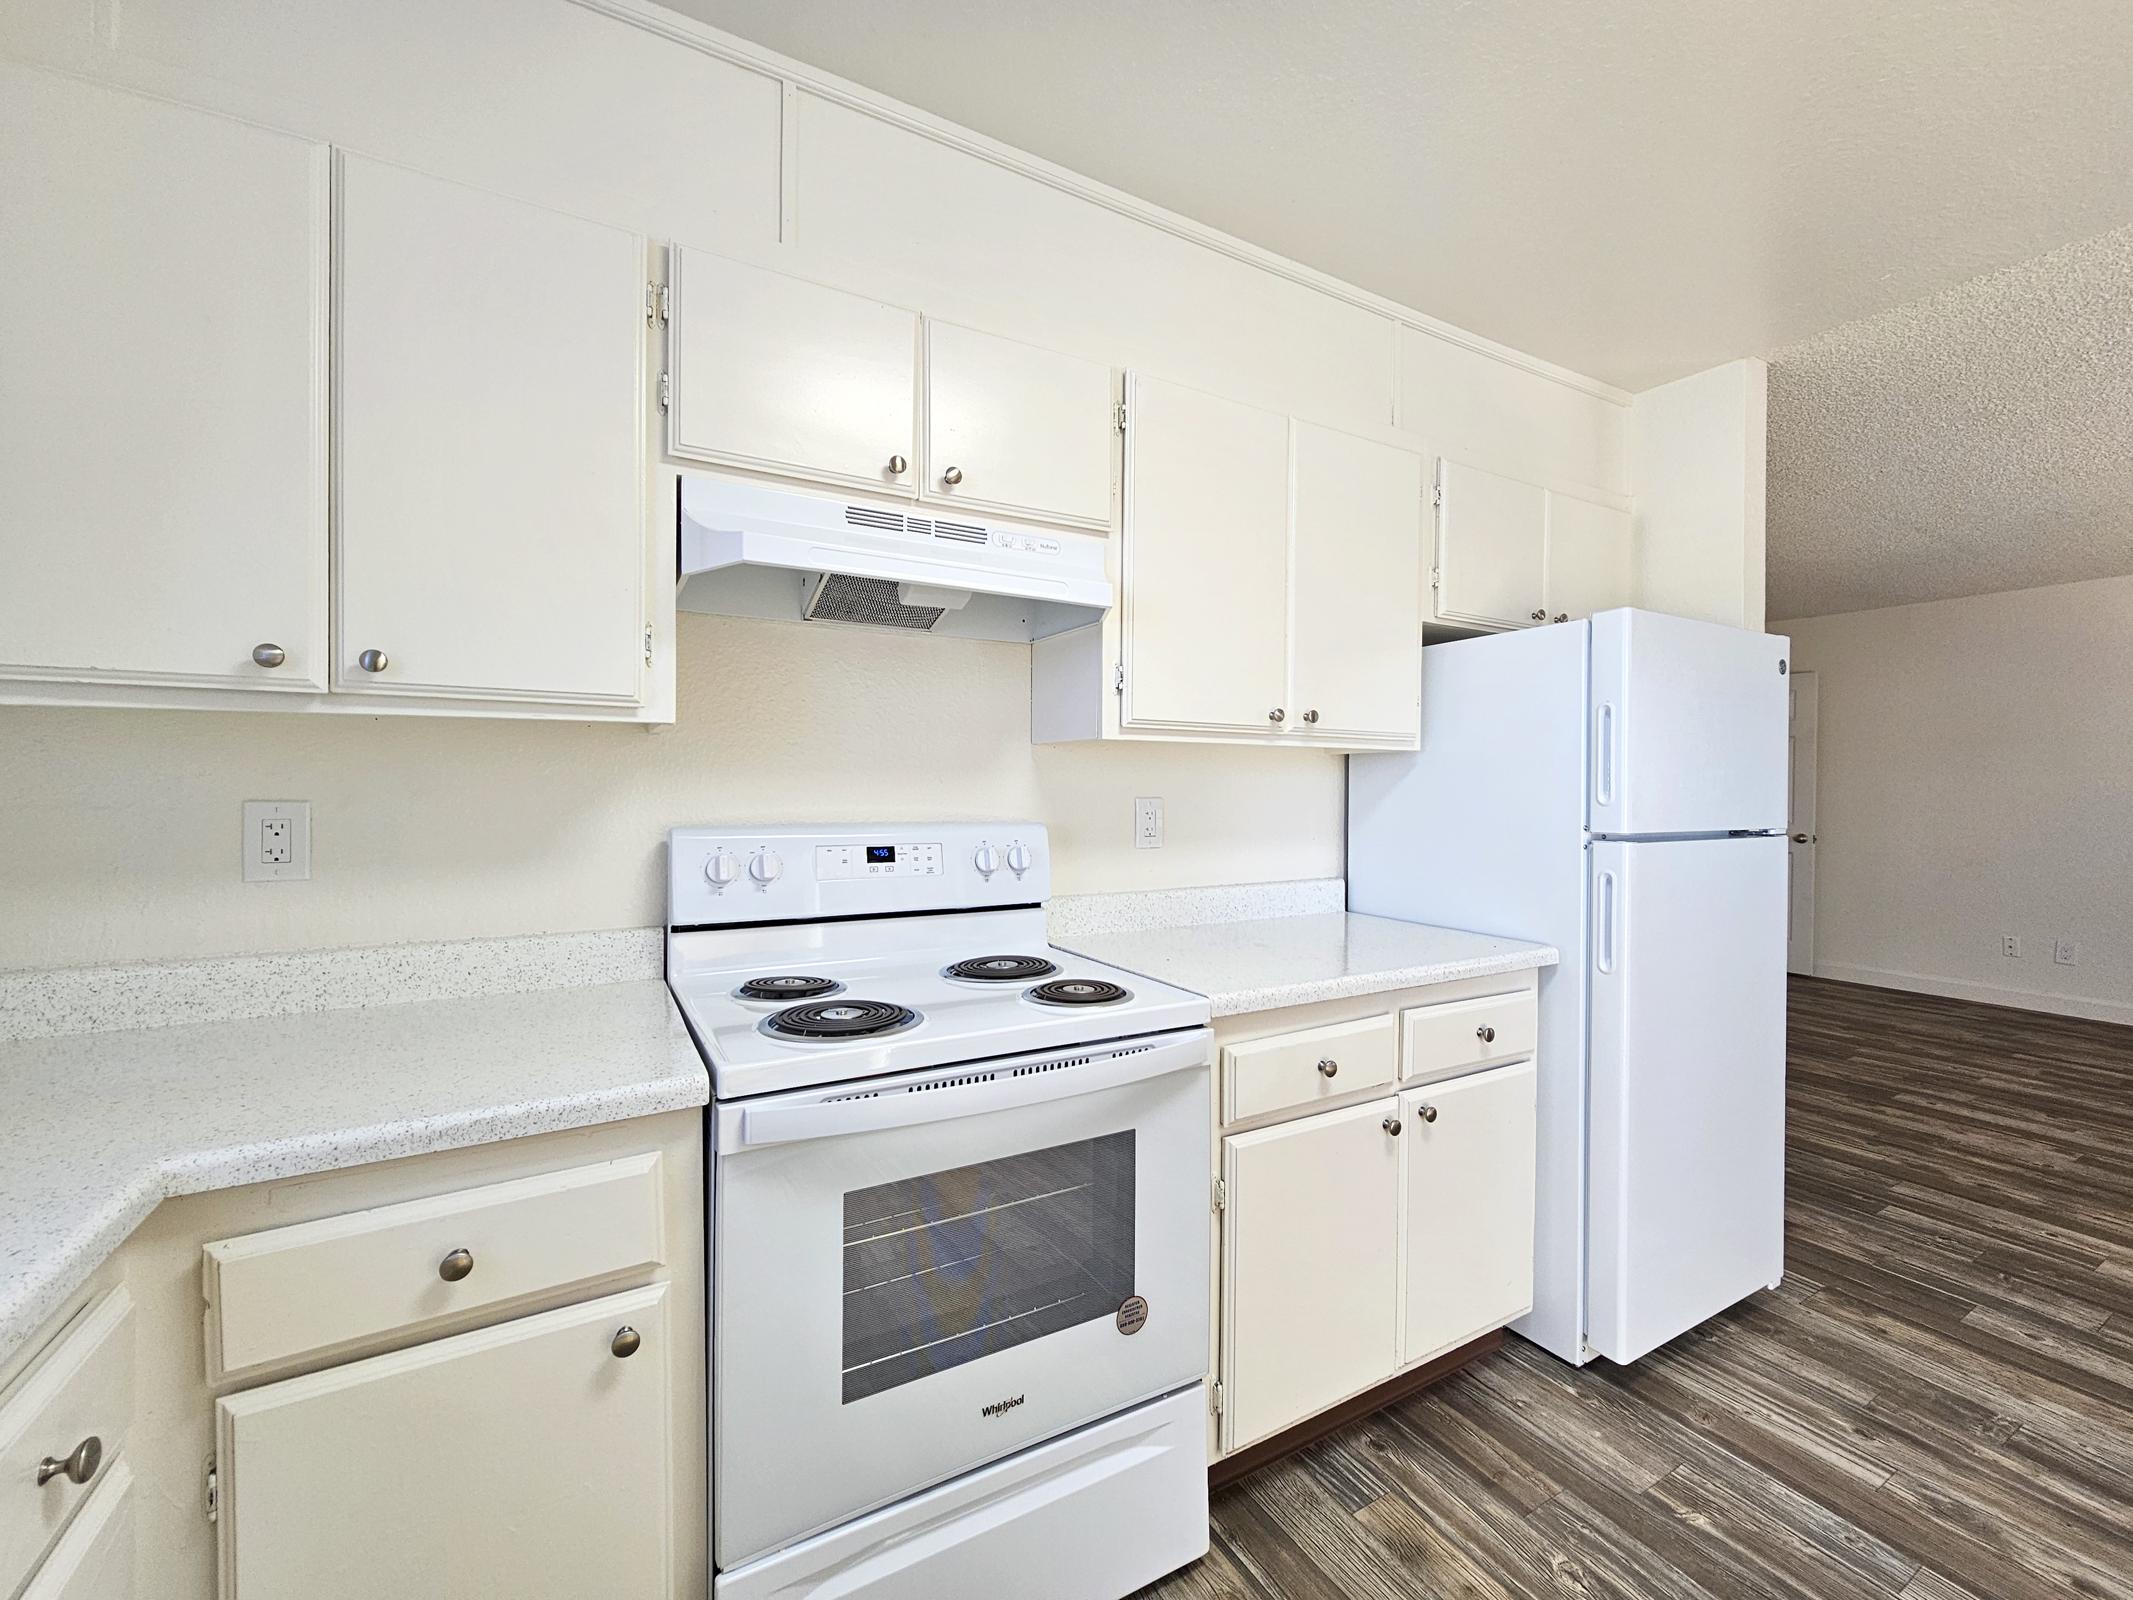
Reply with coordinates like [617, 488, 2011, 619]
[736, 1032, 1210, 1149]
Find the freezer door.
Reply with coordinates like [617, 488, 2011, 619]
[1587, 836, 1786, 1363]
[1589, 609, 1790, 836]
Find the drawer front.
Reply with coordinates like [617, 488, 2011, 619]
[205, 1153, 665, 1380]
[1222, 1013, 1397, 1124]
[20, 1457, 134, 1600]
[0, 1288, 134, 1597]
[1401, 992, 1537, 1085]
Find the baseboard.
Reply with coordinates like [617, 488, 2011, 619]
[1812, 962, 2133, 1027]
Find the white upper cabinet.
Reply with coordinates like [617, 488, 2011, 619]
[667, 248, 918, 497]
[1433, 458, 1547, 630]
[1288, 421, 1423, 743]
[923, 321, 1114, 529]
[1543, 490, 1633, 623]
[0, 65, 329, 694]
[333, 155, 647, 705]
[1118, 375, 1292, 735]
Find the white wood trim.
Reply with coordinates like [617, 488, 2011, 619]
[563, 0, 1632, 408]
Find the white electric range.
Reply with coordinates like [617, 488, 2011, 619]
[667, 823, 1214, 1600]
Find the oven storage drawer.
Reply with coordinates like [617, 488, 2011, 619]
[1400, 991, 1537, 1085]
[0, 1288, 134, 1600]
[203, 1154, 665, 1379]
[716, 1385, 1207, 1600]
[1221, 1012, 1397, 1124]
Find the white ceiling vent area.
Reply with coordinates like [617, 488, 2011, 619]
[1768, 224, 2133, 621]
[676, 474, 1113, 641]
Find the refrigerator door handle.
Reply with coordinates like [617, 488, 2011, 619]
[1595, 869, 1618, 974]
[1595, 702, 1616, 807]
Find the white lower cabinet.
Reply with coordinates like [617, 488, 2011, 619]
[20, 1458, 134, 1600]
[214, 1283, 671, 1600]
[1219, 1099, 1401, 1452]
[1400, 1061, 1538, 1364]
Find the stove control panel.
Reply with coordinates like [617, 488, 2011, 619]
[668, 823, 1047, 926]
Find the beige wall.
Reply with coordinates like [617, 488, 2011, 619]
[0, 613, 1343, 969]
[1630, 357, 1769, 630]
[1786, 574, 2133, 1023]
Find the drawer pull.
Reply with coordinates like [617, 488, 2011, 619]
[1418, 1103, 1439, 1124]
[1317, 1058, 1339, 1078]
[611, 1325, 642, 1359]
[1382, 1115, 1402, 1138]
[437, 1247, 475, 1283]
[1476, 1025, 1497, 1043]
[37, 1435, 101, 1488]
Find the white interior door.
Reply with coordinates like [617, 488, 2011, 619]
[1589, 609, 1791, 836]
[1119, 373, 1290, 733]
[1788, 671, 1819, 975]
[1287, 420, 1424, 742]
[333, 154, 646, 704]
[1433, 458, 1546, 629]
[668, 248, 918, 495]
[0, 64, 328, 693]
[924, 321, 1114, 529]
[1587, 837, 1787, 1364]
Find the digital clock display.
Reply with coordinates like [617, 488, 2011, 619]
[866, 845, 896, 864]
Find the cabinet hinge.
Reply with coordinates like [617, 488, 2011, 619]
[1430, 566, 1441, 590]
[1212, 1176, 1226, 1213]
[1210, 1380, 1224, 1418]
[644, 624, 655, 668]
[658, 371, 672, 412]
[1114, 399, 1128, 433]
[1431, 482, 1443, 509]
[204, 1458, 220, 1523]
[1113, 660, 1124, 696]
[646, 281, 669, 324]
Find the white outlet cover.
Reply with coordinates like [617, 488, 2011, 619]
[2054, 939, 2079, 966]
[1134, 796, 1164, 849]
[243, 799, 311, 883]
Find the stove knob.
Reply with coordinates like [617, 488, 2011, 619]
[1005, 842, 1032, 876]
[704, 850, 739, 889]
[972, 844, 1000, 877]
[750, 849, 783, 885]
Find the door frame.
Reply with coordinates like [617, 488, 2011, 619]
[1788, 669, 1819, 976]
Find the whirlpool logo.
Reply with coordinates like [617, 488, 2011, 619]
[980, 1393, 1026, 1420]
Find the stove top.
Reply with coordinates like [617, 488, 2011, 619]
[943, 954, 1059, 983]
[760, 998, 920, 1041]
[1025, 977, 1132, 1007]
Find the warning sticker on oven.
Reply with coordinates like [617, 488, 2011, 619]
[1116, 1295, 1149, 1335]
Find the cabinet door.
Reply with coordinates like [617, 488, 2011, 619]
[216, 1284, 670, 1600]
[334, 155, 646, 705]
[1401, 1062, 1536, 1365]
[924, 321, 1115, 529]
[1120, 374, 1289, 734]
[1544, 490, 1632, 622]
[1288, 421, 1423, 743]
[669, 247, 918, 496]
[19, 1459, 133, 1600]
[0, 65, 328, 693]
[1220, 1099, 1401, 1452]
[1433, 459, 1546, 630]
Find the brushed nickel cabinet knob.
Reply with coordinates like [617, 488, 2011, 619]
[887, 454, 908, 475]
[1529, 608, 1547, 622]
[1268, 708, 1285, 723]
[37, 1436, 101, 1487]
[1418, 1103, 1439, 1123]
[438, 1247, 474, 1282]
[1553, 613, 1569, 623]
[1317, 1058, 1338, 1078]
[1382, 1115, 1402, 1138]
[611, 1326, 642, 1359]
[941, 466, 964, 486]
[1476, 1024, 1496, 1043]
[357, 648, 389, 673]
[251, 643, 286, 669]
[1302, 709, 1319, 724]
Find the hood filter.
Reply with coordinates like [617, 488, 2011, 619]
[803, 573, 944, 631]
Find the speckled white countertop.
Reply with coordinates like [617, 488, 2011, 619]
[0, 978, 707, 1364]
[1059, 911, 1556, 1017]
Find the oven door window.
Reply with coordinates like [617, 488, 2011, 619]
[842, 1131, 1136, 1403]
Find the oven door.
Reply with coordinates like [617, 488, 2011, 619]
[712, 1028, 1212, 1569]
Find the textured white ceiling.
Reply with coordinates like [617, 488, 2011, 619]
[1767, 225, 2133, 620]
[660, 0, 2133, 390]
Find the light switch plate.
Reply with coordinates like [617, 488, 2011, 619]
[243, 800, 311, 882]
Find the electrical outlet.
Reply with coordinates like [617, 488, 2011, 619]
[2054, 939, 2078, 966]
[2001, 934, 2022, 959]
[243, 800, 311, 883]
[1134, 796, 1164, 850]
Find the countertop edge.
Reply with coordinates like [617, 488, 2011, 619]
[1202, 946, 1559, 1017]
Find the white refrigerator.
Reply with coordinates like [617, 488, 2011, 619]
[1349, 608, 1790, 1366]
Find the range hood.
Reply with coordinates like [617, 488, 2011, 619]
[676, 475, 1112, 642]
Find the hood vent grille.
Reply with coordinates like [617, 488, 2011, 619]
[803, 573, 945, 631]
[842, 503, 992, 548]
[843, 505, 903, 532]
[933, 519, 988, 545]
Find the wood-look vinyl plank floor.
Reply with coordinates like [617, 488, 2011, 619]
[1137, 977, 2133, 1600]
